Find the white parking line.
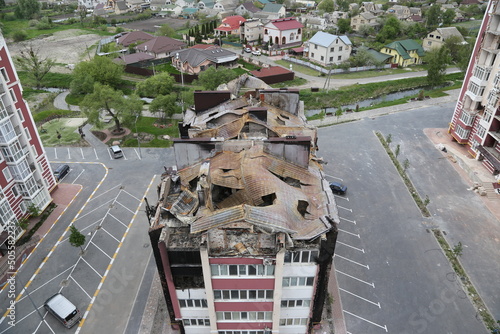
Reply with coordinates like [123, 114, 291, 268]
[325, 174, 343, 181]
[88, 184, 123, 202]
[123, 150, 127, 160]
[340, 287, 380, 308]
[337, 241, 365, 253]
[338, 228, 360, 238]
[80, 148, 85, 159]
[340, 217, 356, 224]
[334, 254, 370, 269]
[338, 205, 352, 212]
[74, 199, 114, 222]
[88, 241, 113, 260]
[72, 169, 85, 185]
[80, 256, 105, 277]
[344, 310, 387, 332]
[122, 189, 142, 202]
[33, 319, 56, 334]
[70, 275, 92, 299]
[108, 213, 129, 228]
[115, 201, 136, 214]
[17, 266, 74, 303]
[94, 148, 98, 160]
[335, 195, 349, 201]
[336, 269, 375, 288]
[101, 226, 121, 243]
[134, 148, 141, 160]
[54, 148, 58, 160]
[67, 147, 71, 160]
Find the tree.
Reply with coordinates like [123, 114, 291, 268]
[14, 0, 40, 19]
[70, 56, 124, 95]
[425, 5, 441, 29]
[337, 18, 351, 34]
[196, 67, 238, 90]
[80, 83, 143, 132]
[444, 35, 466, 63]
[69, 226, 86, 252]
[149, 93, 180, 122]
[318, 0, 334, 12]
[359, 24, 375, 37]
[336, 0, 349, 11]
[156, 24, 176, 37]
[376, 15, 401, 43]
[457, 43, 473, 73]
[442, 8, 455, 25]
[136, 72, 176, 97]
[426, 47, 451, 87]
[14, 43, 54, 89]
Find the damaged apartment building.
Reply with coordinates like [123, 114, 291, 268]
[148, 87, 340, 334]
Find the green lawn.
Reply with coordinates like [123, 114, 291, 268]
[38, 118, 84, 146]
[275, 60, 321, 77]
[121, 117, 179, 148]
[1, 20, 114, 40]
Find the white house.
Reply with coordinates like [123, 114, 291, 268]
[306, 31, 352, 66]
[263, 17, 303, 47]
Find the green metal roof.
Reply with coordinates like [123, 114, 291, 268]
[384, 39, 424, 59]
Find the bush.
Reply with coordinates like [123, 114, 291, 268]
[12, 30, 28, 42]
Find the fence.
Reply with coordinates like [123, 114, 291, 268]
[282, 55, 392, 74]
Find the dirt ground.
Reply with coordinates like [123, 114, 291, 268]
[7, 29, 104, 73]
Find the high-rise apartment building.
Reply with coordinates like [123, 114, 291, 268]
[148, 89, 339, 334]
[0, 35, 56, 246]
[449, 0, 500, 177]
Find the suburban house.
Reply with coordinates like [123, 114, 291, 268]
[116, 31, 155, 47]
[172, 46, 238, 74]
[386, 5, 411, 20]
[297, 14, 329, 30]
[241, 19, 264, 45]
[306, 31, 352, 66]
[250, 66, 294, 84]
[235, 2, 261, 17]
[350, 12, 378, 31]
[263, 17, 303, 48]
[380, 39, 425, 67]
[423, 26, 465, 51]
[113, 52, 155, 66]
[134, 36, 187, 58]
[255, 3, 286, 19]
[215, 15, 246, 36]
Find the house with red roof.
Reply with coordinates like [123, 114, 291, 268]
[263, 17, 303, 48]
[250, 65, 294, 84]
[215, 15, 246, 36]
[116, 31, 155, 47]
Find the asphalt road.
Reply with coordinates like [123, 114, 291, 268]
[319, 102, 492, 333]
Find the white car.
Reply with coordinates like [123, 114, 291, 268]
[244, 47, 251, 53]
[252, 50, 261, 56]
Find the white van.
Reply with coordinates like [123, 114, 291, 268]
[109, 145, 123, 159]
[44, 293, 82, 328]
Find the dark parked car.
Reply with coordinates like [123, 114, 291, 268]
[329, 182, 347, 195]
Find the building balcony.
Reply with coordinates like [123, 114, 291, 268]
[489, 129, 500, 142]
[477, 145, 500, 174]
[465, 90, 483, 103]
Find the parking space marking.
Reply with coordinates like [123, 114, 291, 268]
[93, 148, 98, 160]
[338, 205, 352, 212]
[80, 256, 105, 278]
[338, 228, 360, 238]
[335, 195, 349, 201]
[76, 175, 157, 333]
[337, 270, 375, 288]
[88, 241, 113, 260]
[33, 319, 56, 334]
[70, 275, 92, 300]
[74, 199, 114, 221]
[108, 213, 128, 228]
[122, 189, 142, 202]
[18, 266, 74, 302]
[134, 148, 142, 160]
[340, 217, 356, 224]
[100, 227, 121, 243]
[80, 148, 85, 159]
[325, 174, 343, 181]
[337, 241, 365, 253]
[340, 288, 380, 308]
[67, 147, 71, 160]
[335, 254, 370, 269]
[72, 169, 85, 184]
[115, 201, 136, 214]
[344, 310, 387, 332]
[54, 148, 58, 160]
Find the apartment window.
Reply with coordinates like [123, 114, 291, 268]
[338, 56, 342, 61]
[455, 125, 470, 140]
[487, 90, 498, 108]
[281, 299, 311, 307]
[282, 276, 314, 287]
[11, 185, 19, 197]
[483, 110, 493, 123]
[17, 109, 24, 122]
[330, 57, 333, 62]
[211, 264, 274, 277]
[468, 82, 485, 97]
[320, 56, 324, 61]
[9, 159, 31, 180]
[427, 41, 432, 46]
[314, 45, 317, 49]
[311, 53, 315, 57]
[2, 168, 12, 181]
[216, 311, 272, 321]
[279, 318, 308, 326]
[284, 250, 319, 263]
[214, 289, 273, 300]
[0, 68, 8, 82]
[179, 299, 208, 308]
[459, 112, 474, 126]
[429, 34, 434, 38]
[9, 89, 16, 103]
[436, 36, 441, 39]
[31, 145, 37, 157]
[339, 46, 343, 51]
[182, 319, 210, 326]
[18, 176, 38, 197]
[0, 200, 14, 226]
[477, 125, 486, 138]
[330, 47, 334, 52]
[0, 121, 16, 143]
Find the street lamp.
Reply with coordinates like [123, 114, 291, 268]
[175, 53, 185, 112]
[135, 114, 142, 159]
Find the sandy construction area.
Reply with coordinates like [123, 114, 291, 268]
[7, 29, 103, 72]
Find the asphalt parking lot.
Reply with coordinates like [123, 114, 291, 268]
[319, 101, 493, 333]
